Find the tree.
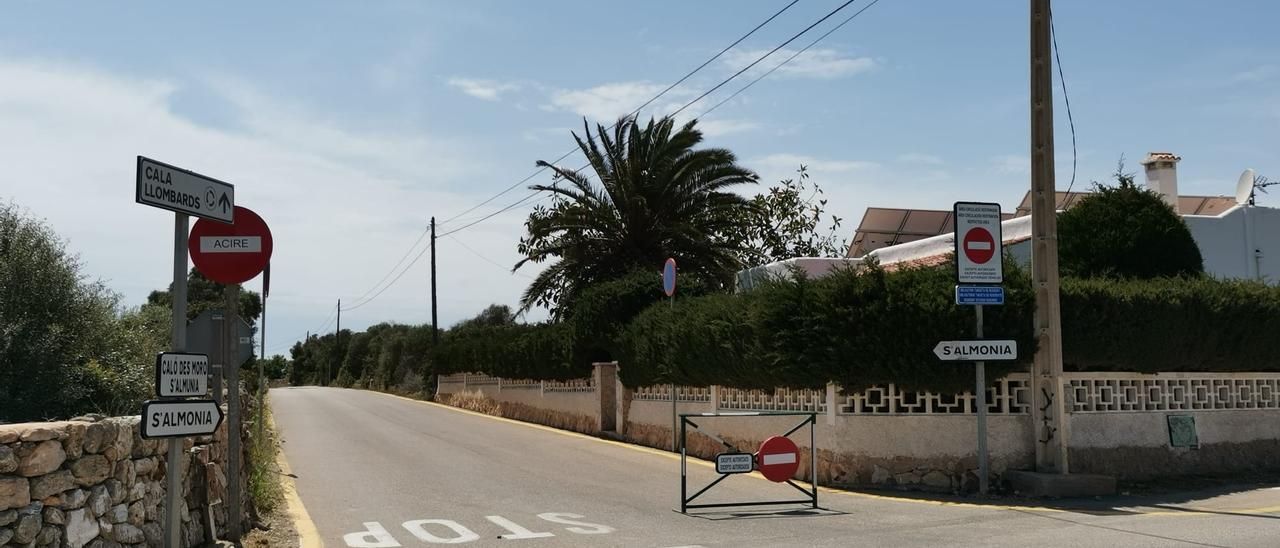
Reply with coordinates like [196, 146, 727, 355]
[450, 304, 516, 330]
[146, 268, 263, 327]
[516, 116, 757, 317]
[1, 201, 165, 420]
[733, 164, 847, 266]
[1058, 162, 1204, 279]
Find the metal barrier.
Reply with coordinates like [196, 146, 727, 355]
[679, 411, 818, 513]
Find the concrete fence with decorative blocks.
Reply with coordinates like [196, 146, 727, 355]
[439, 366, 1280, 492]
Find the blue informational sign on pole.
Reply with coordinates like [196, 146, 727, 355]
[663, 258, 677, 297]
[955, 285, 1005, 306]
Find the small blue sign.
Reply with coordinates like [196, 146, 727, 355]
[956, 285, 1004, 305]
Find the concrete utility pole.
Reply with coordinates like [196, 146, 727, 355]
[335, 299, 341, 386]
[1029, 0, 1069, 473]
[431, 217, 438, 347]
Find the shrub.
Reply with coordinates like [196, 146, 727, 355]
[618, 259, 1037, 392]
[1058, 175, 1204, 279]
[1060, 276, 1280, 372]
[434, 322, 581, 380]
[1, 202, 165, 421]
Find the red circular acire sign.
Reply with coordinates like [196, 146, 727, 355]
[962, 226, 996, 265]
[188, 206, 273, 284]
[755, 436, 800, 483]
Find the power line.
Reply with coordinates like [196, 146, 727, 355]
[1051, 7, 1078, 194]
[436, 0, 801, 227]
[265, 303, 338, 352]
[341, 239, 433, 312]
[668, 0, 865, 120]
[435, 190, 545, 238]
[702, 0, 883, 119]
[439, 0, 880, 239]
[446, 235, 535, 279]
[346, 221, 432, 304]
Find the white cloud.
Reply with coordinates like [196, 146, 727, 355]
[1230, 65, 1279, 84]
[752, 153, 879, 174]
[697, 118, 759, 137]
[897, 153, 943, 165]
[991, 154, 1030, 175]
[723, 48, 878, 80]
[0, 56, 547, 352]
[446, 77, 522, 101]
[545, 81, 681, 121]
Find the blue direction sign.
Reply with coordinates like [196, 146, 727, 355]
[955, 285, 1004, 305]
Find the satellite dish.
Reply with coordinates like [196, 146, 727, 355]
[1236, 169, 1256, 205]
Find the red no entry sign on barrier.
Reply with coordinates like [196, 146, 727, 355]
[755, 436, 800, 483]
[189, 205, 273, 284]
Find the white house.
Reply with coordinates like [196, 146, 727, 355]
[737, 152, 1279, 287]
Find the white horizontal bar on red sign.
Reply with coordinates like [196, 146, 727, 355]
[761, 453, 797, 465]
[200, 236, 262, 253]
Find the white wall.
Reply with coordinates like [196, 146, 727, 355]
[1185, 205, 1280, 283]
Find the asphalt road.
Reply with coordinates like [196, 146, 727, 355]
[272, 387, 1280, 547]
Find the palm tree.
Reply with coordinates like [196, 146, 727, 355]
[515, 115, 757, 316]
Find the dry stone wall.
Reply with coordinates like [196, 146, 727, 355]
[0, 411, 249, 548]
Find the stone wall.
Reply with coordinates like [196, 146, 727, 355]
[0, 410, 250, 548]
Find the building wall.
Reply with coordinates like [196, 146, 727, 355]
[1185, 205, 1280, 283]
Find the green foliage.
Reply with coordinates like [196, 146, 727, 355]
[0, 201, 168, 421]
[247, 400, 283, 514]
[564, 269, 711, 368]
[434, 322, 580, 380]
[287, 322, 436, 391]
[618, 259, 1037, 392]
[1058, 165, 1204, 279]
[449, 304, 515, 330]
[516, 115, 757, 317]
[146, 268, 263, 328]
[732, 165, 847, 266]
[1060, 276, 1280, 372]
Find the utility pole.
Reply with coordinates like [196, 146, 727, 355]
[1029, 0, 1069, 474]
[334, 299, 341, 387]
[431, 216, 438, 347]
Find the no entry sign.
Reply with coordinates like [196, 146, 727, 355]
[953, 202, 1003, 284]
[663, 258, 677, 297]
[755, 436, 800, 483]
[189, 206, 273, 284]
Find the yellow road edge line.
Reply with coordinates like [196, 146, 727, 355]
[370, 390, 1280, 518]
[270, 396, 325, 548]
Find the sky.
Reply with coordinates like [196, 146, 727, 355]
[2, 1, 1278, 356]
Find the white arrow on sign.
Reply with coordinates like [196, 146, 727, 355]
[141, 400, 224, 439]
[933, 340, 1018, 361]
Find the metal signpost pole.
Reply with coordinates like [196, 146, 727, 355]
[975, 304, 989, 495]
[226, 284, 243, 541]
[166, 213, 188, 548]
[670, 293, 676, 453]
[257, 268, 266, 442]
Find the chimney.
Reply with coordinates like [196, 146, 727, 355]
[1140, 152, 1181, 213]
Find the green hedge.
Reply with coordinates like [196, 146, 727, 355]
[433, 261, 1280, 392]
[1061, 276, 1280, 372]
[618, 260, 1036, 392]
[433, 322, 583, 380]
